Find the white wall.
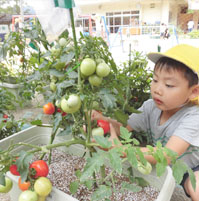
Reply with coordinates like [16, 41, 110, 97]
[141, 3, 162, 24]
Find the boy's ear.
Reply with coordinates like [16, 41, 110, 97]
[189, 85, 199, 100]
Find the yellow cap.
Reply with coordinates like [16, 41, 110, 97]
[147, 44, 199, 78]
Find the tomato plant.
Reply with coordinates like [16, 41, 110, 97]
[18, 177, 31, 191]
[97, 120, 110, 134]
[34, 177, 52, 197]
[0, 177, 13, 193]
[43, 103, 55, 115]
[29, 160, 49, 178]
[18, 190, 38, 201]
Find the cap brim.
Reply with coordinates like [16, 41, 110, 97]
[147, 52, 171, 64]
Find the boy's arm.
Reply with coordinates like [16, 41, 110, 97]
[141, 136, 190, 165]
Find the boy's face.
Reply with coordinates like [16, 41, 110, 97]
[151, 67, 193, 112]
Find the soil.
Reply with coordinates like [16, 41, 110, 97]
[0, 94, 192, 201]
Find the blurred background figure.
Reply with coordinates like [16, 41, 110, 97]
[187, 20, 194, 32]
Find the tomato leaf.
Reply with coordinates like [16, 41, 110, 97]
[91, 185, 112, 201]
[69, 180, 79, 194]
[0, 174, 5, 186]
[57, 126, 72, 136]
[188, 168, 196, 191]
[126, 147, 138, 168]
[80, 153, 104, 182]
[121, 181, 142, 193]
[31, 119, 42, 126]
[16, 151, 33, 183]
[113, 110, 128, 126]
[172, 160, 188, 184]
[98, 89, 116, 109]
[120, 126, 132, 140]
[156, 162, 166, 177]
[107, 149, 122, 174]
[93, 136, 112, 149]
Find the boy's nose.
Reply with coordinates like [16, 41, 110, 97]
[154, 85, 163, 95]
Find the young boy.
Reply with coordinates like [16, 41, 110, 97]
[92, 44, 199, 200]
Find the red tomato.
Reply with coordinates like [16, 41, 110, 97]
[43, 103, 55, 115]
[97, 120, 110, 134]
[30, 160, 49, 178]
[10, 164, 20, 176]
[3, 114, 8, 122]
[18, 177, 31, 191]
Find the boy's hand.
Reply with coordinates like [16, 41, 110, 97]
[91, 110, 123, 136]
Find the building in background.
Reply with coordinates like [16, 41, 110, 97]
[75, 0, 199, 35]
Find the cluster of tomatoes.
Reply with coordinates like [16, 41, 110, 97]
[80, 57, 110, 87]
[8, 159, 52, 201]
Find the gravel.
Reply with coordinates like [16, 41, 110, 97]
[35, 148, 159, 201]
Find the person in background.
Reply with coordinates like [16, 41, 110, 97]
[187, 20, 194, 32]
[92, 44, 199, 201]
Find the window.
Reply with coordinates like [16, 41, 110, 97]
[106, 10, 140, 33]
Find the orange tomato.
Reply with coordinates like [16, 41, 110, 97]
[18, 177, 31, 191]
[43, 103, 55, 115]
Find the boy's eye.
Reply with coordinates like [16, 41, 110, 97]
[152, 78, 157, 83]
[166, 84, 174, 88]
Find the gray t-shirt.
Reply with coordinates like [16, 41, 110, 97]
[127, 99, 199, 168]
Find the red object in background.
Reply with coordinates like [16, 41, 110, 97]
[97, 120, 110, 134]
[3, 114, 8, 122]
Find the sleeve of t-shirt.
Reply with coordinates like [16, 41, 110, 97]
[173, 112, 199, 147]
[127, 99, 153, 132]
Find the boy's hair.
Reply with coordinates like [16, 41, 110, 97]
[154, 57, 198, 87]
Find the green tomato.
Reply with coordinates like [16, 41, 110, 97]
[96, 62, 110, 77]
[58, 37, 67, 46]
[0, 177, 13, 193]
[95, 58, 105, 65]
[50, 82, 57, 92]
[89, 74, 103, 86]
[55, 61, 65, 70]
[67, 94, 80, 108]
[18, 190, 38, 201]
[61, 94, 81, 114]
[92, 127, 104, 136]
[34, 177, 52, 197]
[137, 161, 152, 175]
[80, 58, 96, 76]
[51, 47, 60, 57]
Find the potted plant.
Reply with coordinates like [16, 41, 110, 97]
[1, 125, 175, 201]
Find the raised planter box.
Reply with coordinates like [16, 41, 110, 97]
[0, 126, 176, 201]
